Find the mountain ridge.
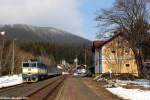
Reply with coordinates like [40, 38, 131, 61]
[0, 24, 91, 46]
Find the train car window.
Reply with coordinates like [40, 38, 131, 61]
[23, 63, 29, 67]
[30, 63, 37, 67]
[40, 63, 43, 67]
[44, 64, 47, 68]
[37, 63, 42, 68]
[36, 62, 47, 68]
[37, 63, 40, 67]
[42, 64, 45, 68]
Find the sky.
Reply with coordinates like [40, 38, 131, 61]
[0, 0, 115, 40]
[80, 0, 115, 40]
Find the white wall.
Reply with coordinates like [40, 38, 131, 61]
[101, 46, 105, 73]
[95, 49, 100, 74]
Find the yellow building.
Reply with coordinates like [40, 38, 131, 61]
[93, 34, 138, 76]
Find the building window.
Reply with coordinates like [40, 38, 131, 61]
[111, 48, 116, 53]
[124, 48, 129, 53]
[125, 64, 130, 67]
[117, 38, 123, 48]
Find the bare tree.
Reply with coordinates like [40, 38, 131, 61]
[96, 0, 150, 77]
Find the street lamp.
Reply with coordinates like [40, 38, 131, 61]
[0, 31, 5, 76]
[1, 32, 5, 35]
[11, 38, 16, 75]
[74, 56, 78, 68]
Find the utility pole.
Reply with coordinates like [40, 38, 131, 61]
[11, 38, 16, 75]
[85, 48, 87, 66]
[0, 31, 5, 76]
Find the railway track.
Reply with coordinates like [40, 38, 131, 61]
[0, 76, 65, 100]
[0, 83, 27, 93]
[27, 76, 65, 100]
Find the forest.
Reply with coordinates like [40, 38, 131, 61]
[0, 39, 93, 75]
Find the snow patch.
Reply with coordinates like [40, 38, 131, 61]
[107, 87, 150, 100]
[0, 74, 23, 88]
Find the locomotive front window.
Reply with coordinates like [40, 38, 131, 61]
[23, 63, 29, 67]
[30, 63, 37, 67]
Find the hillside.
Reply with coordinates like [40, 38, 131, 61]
[0, 24, 91, 46]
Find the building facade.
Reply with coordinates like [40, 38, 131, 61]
[93, 34, 138, 76]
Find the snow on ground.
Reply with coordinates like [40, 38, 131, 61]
[107, 87, 150, 100]
[116, 79, 150, 87]
[106, 79, 150, 100]
[0, 74, 23, 88]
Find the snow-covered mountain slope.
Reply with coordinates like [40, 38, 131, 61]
[0, 24, 91, 46]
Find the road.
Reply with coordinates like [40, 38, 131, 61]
[57, 76, 102, 100]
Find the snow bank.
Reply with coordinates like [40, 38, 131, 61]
[107, 87, 150, 100]
[0, 74, 23, 88]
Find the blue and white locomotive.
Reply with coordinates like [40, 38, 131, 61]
[22, 60, 48, 82]
[22, 60, 62, 82]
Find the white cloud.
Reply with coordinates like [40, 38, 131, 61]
[0, 0, 84, 36]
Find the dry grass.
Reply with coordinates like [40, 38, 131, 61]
[122, 83, 150, 91]
[82, 78, 123, 100]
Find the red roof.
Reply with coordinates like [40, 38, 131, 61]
[93, 40, 105, 48]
